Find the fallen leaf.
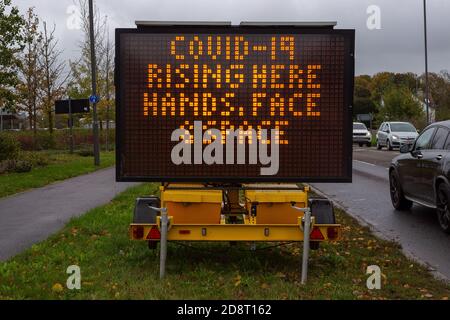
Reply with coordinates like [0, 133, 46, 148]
[261, 283, 269, 289]
[52, 283, 63, 293]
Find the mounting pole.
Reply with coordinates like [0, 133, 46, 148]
[88, 0, 100, 165]
[159, 208, 169, 279]
[292, 204, 312, 284]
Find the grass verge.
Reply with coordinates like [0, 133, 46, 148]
[0, 183, 449, 299]
[0, 151, 115, 198]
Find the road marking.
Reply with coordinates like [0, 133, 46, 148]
[353, 160, 376, 167]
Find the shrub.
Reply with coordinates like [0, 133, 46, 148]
[19, 151, 50, 167]
[13, 160, 33, 173]
[78, 148, 94, 157]
[0, 159, 17, 174]
[0, 133, 20, 161]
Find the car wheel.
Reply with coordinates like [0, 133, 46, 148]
[387, 140, 393, 151]
[436, 183, 450, 234]
[389, 170, 413, 210]
[366, 142, 371, 147]
[376, 140, 382, 150]
[359, 143, 363, 147]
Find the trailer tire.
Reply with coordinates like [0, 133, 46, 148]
[133, 196, 160, 224]
[308, 198, 336, 250]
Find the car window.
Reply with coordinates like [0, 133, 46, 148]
[378, 123, 384, 131]
[430, 127, 449, 150]
[415, 127, 436, 151]
[444, 133, 450, 150]
[390, 123, 417, 132]
[353, 123, 367, 130]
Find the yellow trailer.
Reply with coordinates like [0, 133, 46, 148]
[129, 183, 341, 283]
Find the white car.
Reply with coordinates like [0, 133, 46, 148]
[376, 122, 419, 150]
[353, 122, 372, 147]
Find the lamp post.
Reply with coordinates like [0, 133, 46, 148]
[88, 0, 100, 165]
[423, 0, 430, 124]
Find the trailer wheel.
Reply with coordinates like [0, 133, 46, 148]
[308, 198, 336, 250]
[133, 196, 160, 223]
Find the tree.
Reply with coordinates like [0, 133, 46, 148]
[378, 86, 425, 128]
[17, 7, 42, 135]
[424, 71, 450, 121]
[68, 0, 110, 132]
[0, 0, 24, 112]
[354, 75, 376, 119]
[39, 21, 68, 133]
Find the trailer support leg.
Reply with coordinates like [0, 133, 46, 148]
[301, 208, 311, 285]
[159, 209, 168, 279]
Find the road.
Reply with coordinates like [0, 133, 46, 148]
[0, 167, 137, 261]
[312, 147, 450, 280]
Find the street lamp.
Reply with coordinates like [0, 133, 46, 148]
[423, 0, 430, 124]
[88, 0, 100, 166]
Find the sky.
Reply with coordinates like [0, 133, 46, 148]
[14, 0, 450, 76]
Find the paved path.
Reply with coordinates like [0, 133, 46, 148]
[0, 167, 138, 261]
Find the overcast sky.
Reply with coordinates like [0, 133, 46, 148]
[14, 0, 450, 75]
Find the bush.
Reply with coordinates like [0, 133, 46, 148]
[13, 160, 33, 173]
[78, 148, 94, 157]
[0, 133, 20, 161]
[19, 151, 50, 167]
[0, 159, 17, 174]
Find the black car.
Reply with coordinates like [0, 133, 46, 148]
[389, 120, 450, 233]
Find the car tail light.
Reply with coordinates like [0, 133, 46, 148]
[310, 227, 325, 240]
[147, 226, 161, 240]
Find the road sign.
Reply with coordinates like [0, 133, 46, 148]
[116, 24, 355, 182]
[89, 95, 100, 104]
[55, 99, 90, 114]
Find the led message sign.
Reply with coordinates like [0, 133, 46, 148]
[116, 26, 354, 182]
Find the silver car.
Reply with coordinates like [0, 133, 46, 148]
[353, 122, 372, 147]
[376, 122, 419, 150]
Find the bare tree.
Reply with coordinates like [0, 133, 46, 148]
[17, 7, 42, 136]
[68, 0, 110, 133]
[39, 21, 68, 133]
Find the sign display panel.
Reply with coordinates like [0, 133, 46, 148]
[55, 99, 90, 114]
[116, 26, 354, 182]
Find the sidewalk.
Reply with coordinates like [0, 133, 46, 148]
[0, 167, 138, 261]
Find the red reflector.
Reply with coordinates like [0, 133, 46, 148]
[179, 230, 191, 235]
[310, 227, 325, 240]
[147, 226, 161, 240]
[327, 227, 339, 240]
[133, 226, 144, 239]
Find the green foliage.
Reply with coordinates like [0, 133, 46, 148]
[354, 75, 377, 116]
[378, 86, 424, 125]
[4, 129, 115, 151]
[19, 151, 50, 167]
[0, 0, 25, 110]
[77, 148, 94, 157]
[13, 159, 32, 173]
[0, 132, 20, 161]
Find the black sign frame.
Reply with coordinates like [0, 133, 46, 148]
[115, 25, 355, 183]
[55, 99, 90, 115]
